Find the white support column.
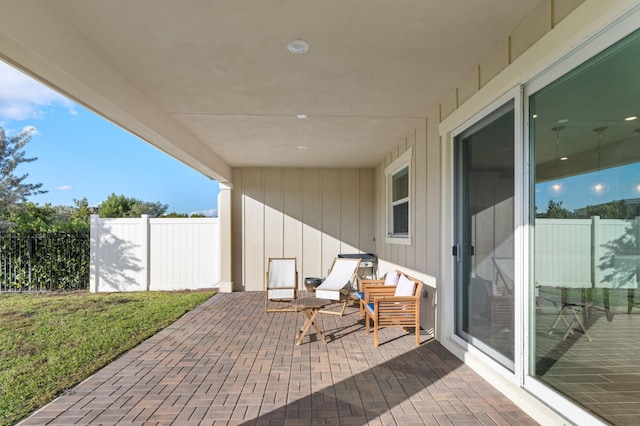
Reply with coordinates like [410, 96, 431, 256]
[591, 215, 601, 288]
[89, 214, 100, 293]
[218, 182, 234, 292]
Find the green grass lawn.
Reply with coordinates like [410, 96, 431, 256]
[0, 290, 216, 426]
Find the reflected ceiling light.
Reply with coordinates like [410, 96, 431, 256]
[548, 126, 567, 197]
[296, 113, 308, 119]
[548, 181, 567, 196]
[532, 114, 539, 118]
[625, 116, 638, 121]
[590, 182, 608, 195]
[590, 126, 609, 197]
[560, 156, 569, 161]
[287, 40, 309, 54]
[557, 118, 569, 124]
[297, 145, 308, 150]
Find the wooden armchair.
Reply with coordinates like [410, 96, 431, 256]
[356, 270, 401, 317]
[364, 273, 423, 347]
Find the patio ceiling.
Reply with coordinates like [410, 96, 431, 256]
[0, 1, 543, 183]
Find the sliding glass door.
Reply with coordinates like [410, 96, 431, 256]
[454, 102, 515, 370]
[528, 26, 640, 424]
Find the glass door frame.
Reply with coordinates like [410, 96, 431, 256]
[449, 86, 525, 384]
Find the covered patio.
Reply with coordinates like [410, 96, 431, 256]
[20, 292, 536, 425]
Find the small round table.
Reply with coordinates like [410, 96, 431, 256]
[291, 297, 331, 345]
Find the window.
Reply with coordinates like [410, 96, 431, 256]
[385, 148, 412, 244]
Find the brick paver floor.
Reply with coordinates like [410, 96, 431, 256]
[20, 291, 538, 425]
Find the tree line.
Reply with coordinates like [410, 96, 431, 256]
[0, 126, 202, 234]
[538, 199, 640, 220]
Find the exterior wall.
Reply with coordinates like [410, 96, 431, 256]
[374, 119, 439, 335]
[371, 0, 608, 423]
[370, 0, 593, 321]
[433, 1, 638, 425]
[231, 167, 374, 292]
[370, 1, 590, 339]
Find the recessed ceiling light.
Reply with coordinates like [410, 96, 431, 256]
[560, 156, 569, 161]
[296, 113, 308, 119]
[297, 145, 308, 150]
[287, 40, 309, 55]
[557, 118, 569, 124]
[625, 116, 638, 121]
[532, 114, 539, 119]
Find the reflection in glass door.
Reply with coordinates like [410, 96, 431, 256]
[528, 27, 640, 424]
[455, 102, 515, 370]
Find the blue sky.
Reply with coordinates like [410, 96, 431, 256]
[0, 61, 219, 216]
[536, 163, 640, 213]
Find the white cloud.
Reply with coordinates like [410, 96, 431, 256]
[0, 61, 77, 122]
[56, 185, 73, 191]
[190, 208, 218, 217]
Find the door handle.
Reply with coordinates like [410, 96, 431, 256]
[453, 244, 461, 263]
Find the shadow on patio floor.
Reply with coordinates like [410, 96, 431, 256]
[20, 291, 537, 425]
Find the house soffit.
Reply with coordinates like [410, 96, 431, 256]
[0, 0, 544, 180]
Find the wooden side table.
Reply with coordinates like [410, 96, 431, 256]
[292, 297, 330, 345]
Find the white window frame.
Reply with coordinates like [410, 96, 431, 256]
[385, 147, 412, 245]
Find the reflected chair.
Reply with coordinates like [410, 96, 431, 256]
[548, 288, 592, 341]
[265, 257, 298, 312]
[364, 273, 423, 347]
[356, 270, 401, 317]
[315, 257, 361, 316]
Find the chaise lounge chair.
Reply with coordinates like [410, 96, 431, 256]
[315, 257, 361, 316]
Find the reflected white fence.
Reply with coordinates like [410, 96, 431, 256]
[90, 214, 220, 292]
[535, 216, 640, 289]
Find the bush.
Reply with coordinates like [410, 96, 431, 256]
[0, 232, 89, 292]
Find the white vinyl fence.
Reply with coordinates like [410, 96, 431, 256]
[535, 216, 640, 289]
[90, 215, 219, 292]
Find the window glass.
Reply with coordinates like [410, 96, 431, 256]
[392, 202, 409, 235]
[385, 150, 412, 242]
[530, 28, 640, 424]
[393, 167, 409, 201]
[455, 104, 515, 370]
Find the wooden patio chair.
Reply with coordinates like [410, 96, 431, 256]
[364, 273, 423, 346]
[265, 257, 298, 312]
[356, 270, 401, 317]
[315, 257, 361, 316]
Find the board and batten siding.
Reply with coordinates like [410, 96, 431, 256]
[232, 168, 374, 292]
[373, 118, 439, 334]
